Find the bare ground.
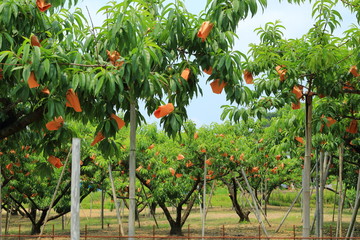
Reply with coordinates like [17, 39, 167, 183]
[5, 205, 359, 239]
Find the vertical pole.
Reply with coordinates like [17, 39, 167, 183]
[315, 151, 320, 237]
[85, 225, 87, 240]
[336, 143, 344, 238]
[319, 152, 326, 237]
[90, 193, 93, 218]
[108, 164, 124, 235]
[330, 224, 332, 238]
[188, 224, 190, 240]
[303, 94, 312, 238]
[332, 178, 339, 222]
[18, 224, 20, 240]
[119, 224, 121, 240]
[346, 168, 360, 238]
[264, 178, 267, 216]
[222, 225, 225, 239]
[202, 155, 207, 240]
[293, 225, 296, 240]
[52, 224, 54, 240]
[101, 189, 105, 229]
[128, 101, 137, 239]
[71, 138, 81, 240]
[0, 164, 2, 240]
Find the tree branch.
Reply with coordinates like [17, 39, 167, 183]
[8, 194, 36, 226]
[0, 105, 45, 140]
[343, 89, 360, 94]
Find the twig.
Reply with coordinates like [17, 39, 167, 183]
[340, 0, 360, 8]
[336, 53, 354, 65]
[0, 62, 107, 68]
[86, 6, 101, 65]
[58, 62, 106, 68]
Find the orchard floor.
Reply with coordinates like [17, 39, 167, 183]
[4, 205, 360, 239]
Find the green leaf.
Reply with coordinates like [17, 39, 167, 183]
[242, 110, 248, 122]
[106, 73, 115, 99]
[225, 56, 231, 70]
[22, 44, 30, 64]
[72, 74, 79, 90]
[33, 46, 41, 71]
[47, 100, 55, 119]
[54, 100, 65, 117]
[22, 65, 31, 82]
[170, 115, 179, 132]
[95, 76, 105, 96]
[43, 59, 50, 75]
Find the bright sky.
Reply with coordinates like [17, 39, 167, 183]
[75, 0, 356, 127]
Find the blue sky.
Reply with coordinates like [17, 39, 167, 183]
[75, 0, 356, 127]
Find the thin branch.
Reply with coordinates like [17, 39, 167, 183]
[0, 62, 107, 68]
[0, 105, 45, 140]
[341, 115, 360, 120]
[336, 53, 354, 65]
[340, 0, 360, 8]
[343, 89, 360, 94]
[8, 194, 36, 225]
[58, 62, 107, 68]
[86, 6, 101, 65]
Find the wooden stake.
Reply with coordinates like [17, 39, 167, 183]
[101, 188, 105, 229]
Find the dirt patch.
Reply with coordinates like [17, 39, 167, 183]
[5, 205, 359, 239]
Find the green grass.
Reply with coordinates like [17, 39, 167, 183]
[210, 186, 233, 208]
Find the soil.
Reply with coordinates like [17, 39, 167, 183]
[5, 205, 359, 239]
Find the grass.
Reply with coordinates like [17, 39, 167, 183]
[3, 186, 357, 238]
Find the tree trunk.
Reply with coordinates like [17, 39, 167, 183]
[157, 182, 200, 236]
[169, 222, 183, 236]
[29, 207, 39, 235]
[223, 178, 250, 222]
[31, 222, 42, 235]
[150, 202, 157, 216]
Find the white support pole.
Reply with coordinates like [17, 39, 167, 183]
[128, 101, 137, 240]
[303, 95, 313, 238]
[234, 177, 271, 227]
[201, 155, 207, 239]
[347, 167, 360, 238]
[108, 164, 124, 235]
[241, 169, 269, 237]
[71, 138, 81, 240]
[336, 143, 344, 238]
[38, 149, 72, 240]
[205, 181, 216, 217]
[319, 152, 326, 237]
